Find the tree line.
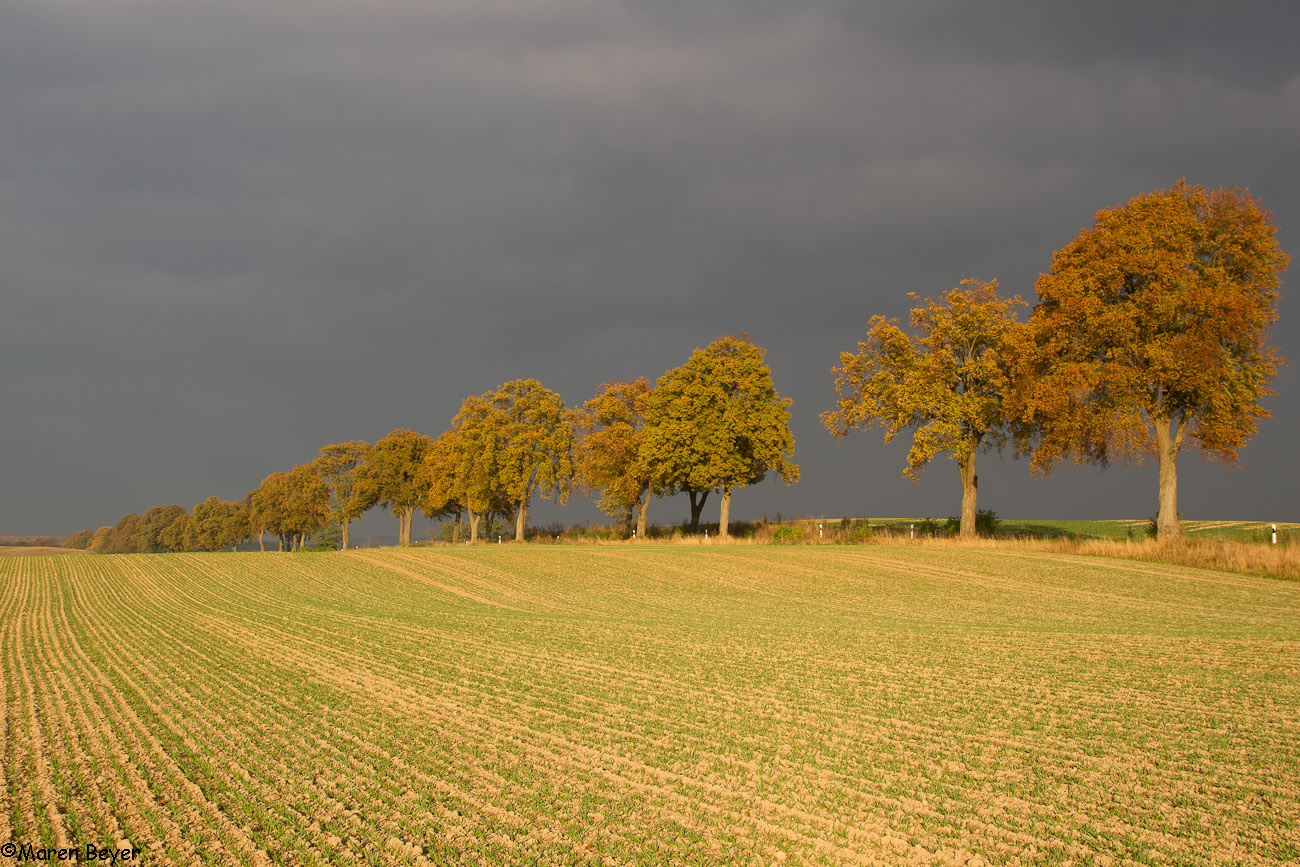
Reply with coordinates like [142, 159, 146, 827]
[66, 180, 1286, 550]
[824, 180, 1287, 540]
[65, 334, 800, 552]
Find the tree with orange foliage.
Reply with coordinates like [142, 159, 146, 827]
[574, 378, 654, 538]
[1012, 181, 1288, 540]
[823, 280, 1024, 537]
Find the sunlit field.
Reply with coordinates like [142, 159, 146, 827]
[3, 547, 1297, 866]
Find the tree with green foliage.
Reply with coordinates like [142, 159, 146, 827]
[643, 334, 799, 537]
[823, 280, 1025, 538]
[312, 440, 378, 550]
[574, 378, 654, 538]
[370, 429, 435, 546]
[1011, 181, 1288, 540]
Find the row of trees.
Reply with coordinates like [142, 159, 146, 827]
[68, 335, 801, 551]
[67, 181, 1285, 549]
[824, 181, 1287, 540]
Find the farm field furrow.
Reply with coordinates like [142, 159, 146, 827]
[2, 547, 1298, 866]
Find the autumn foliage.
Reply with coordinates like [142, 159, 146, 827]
[642, 334, 799, 538]
[63, 180, 1287, 550]
[1012, 181, 1288, 540]
[574, 379, 655, 537]
[824, 280, 1024, 537]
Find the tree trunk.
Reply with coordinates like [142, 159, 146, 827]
[399, 506, 414, 547]
[341, 517, 350, 551]
[468, 508, 480, 543]
[257, 531, 265, 553]
[636, 494, 650, 539]
[687, 489, 709, 532]
[719, 488, 732, 539]
[515, 500, 528, 542]
[453, 513, 462, 545]
[1154, 415, 1185, 541]
[958, 452, 978, 538]
[278, 535, 286, 552]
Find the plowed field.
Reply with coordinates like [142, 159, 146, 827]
[2, 547, 1297, 866]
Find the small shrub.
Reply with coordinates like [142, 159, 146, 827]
[846, 520, 872, 543]
[976, 509, 1000, 536]
[770, 525, 804, 545]
[917, 518, 940, 537]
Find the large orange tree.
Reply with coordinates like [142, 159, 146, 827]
[1013, 181, 1287, 540]
[823, 280, 1024, 537]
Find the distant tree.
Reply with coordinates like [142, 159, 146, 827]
[642, 334, 799, 537]
[188, 497, 249, 552]
[246, 472, 289, 551]
[187, 497, 228, 551]
[1012, 181, 1288, 540]
[312, 441, 378, 551]
[89, 526, 115, 554]
[282, 464, 328, 551]
[574, 378, 654, 538]
[135, 504, 188, 552]
[422, 430, 473, 544]
[370, 429, 435, 547]
[822, 280, 1025, 538]
[445, 401, 517, 543]
[100, 513, 142, 554]
[63, 529, 95, 550]
[158, 512, 190, 552]
[493, 380, 575, 542]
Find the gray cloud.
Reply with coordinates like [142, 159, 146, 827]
[3, 1, 1297, 535]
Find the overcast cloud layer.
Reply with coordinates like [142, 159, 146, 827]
[4, 1, 1298, 537]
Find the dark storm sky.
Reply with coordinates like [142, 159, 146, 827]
[4, 1, 1298, 537]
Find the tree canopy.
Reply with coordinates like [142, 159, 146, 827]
[370, 429, 435, 547]
[823, 279, 1024, 537]
[447, 395, 521, 542]
[1012, 180, 1288, 540]
[574, 378, 654, 537]
[475, 380, 575, 542]
[642, 334, 798, 537]
[313, 440, 378, 551]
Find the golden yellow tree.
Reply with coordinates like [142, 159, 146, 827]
[823, 280, 1024, 537]
[1013, 181, 1288, 540]
[370, 429, 435, 546]
[643, 334, 798, 538]
[312, 441, 378, 551]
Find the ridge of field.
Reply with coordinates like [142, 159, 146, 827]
[2, 547, 1297, 866]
